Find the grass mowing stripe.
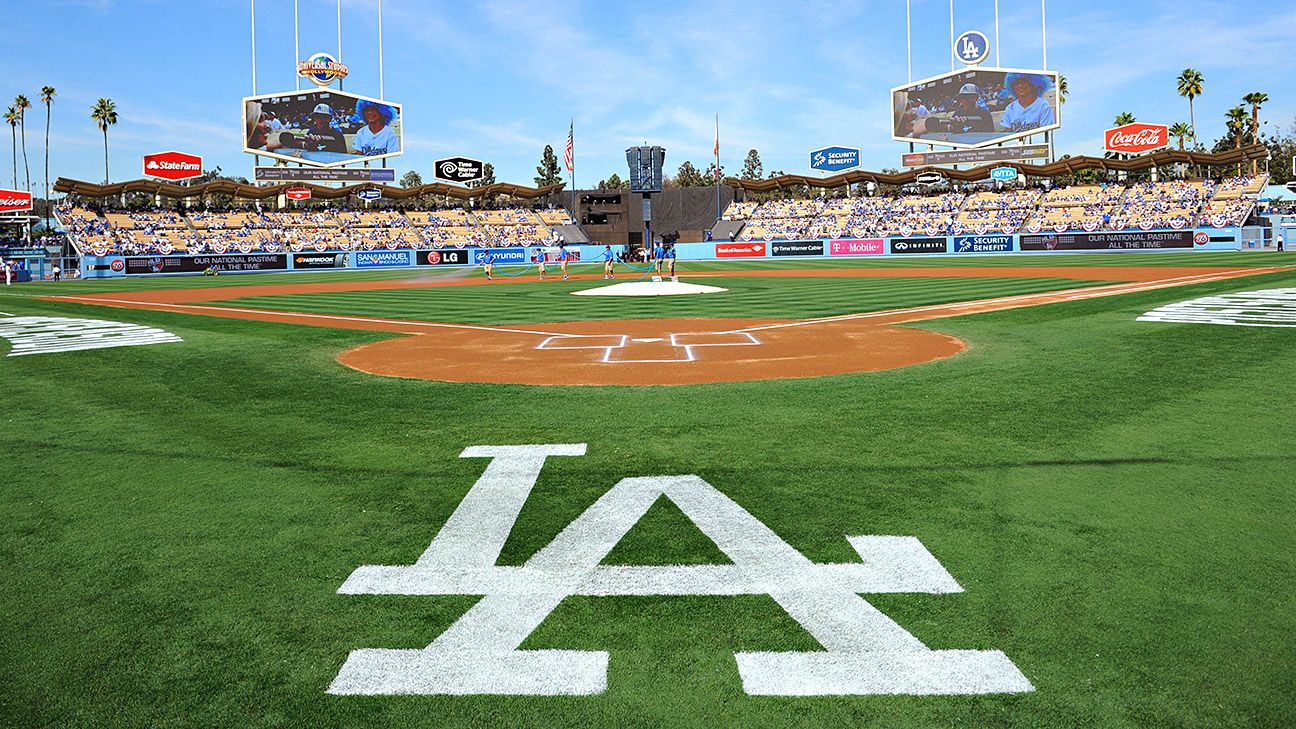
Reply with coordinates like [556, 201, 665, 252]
[210, 276, 1112, 326]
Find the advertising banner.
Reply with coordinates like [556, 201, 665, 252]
[1104, 123, 1169, 155]
[416, 249, 471, 266]
[291, 252, 349, 269]
[715, 242, 767, 258]
[892, 67, 1061, 149]
[828, 239, 885, 256]
[124, 254, 288, 275]
[771, 240, 825, 257]
[243, 89, 403, 168]
[435, 157, 486, 184]
[902, 144, 1048, 167]
[889, 237, 949, 254]
[0, 188, 34, 213]
[354, 250, 413, 268]
[472, 247, 526, 265]
[142, 151, 203, 181]
[536, 249, 582, 263]
[285, 186, 312, 201]
[255, 167, 396, 182]
[809, 146, 860, 173]
[1020, 230, 1194, 251]
[952, 234, 1014, 253]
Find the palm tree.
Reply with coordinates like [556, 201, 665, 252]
[3, 106, 15, 188]
[1168, 122, 1192, 180]
[1057, 75, 1069, 104]
[1242, 91, 1268, 174]
[1225, 106, 1249, 176]
[1176, 69, 1204, 147]
[40, 86, 54, 230]
[14, 94, 31, 193]
[90, 98, 117, 184]
[1114, 111, 1136, 126]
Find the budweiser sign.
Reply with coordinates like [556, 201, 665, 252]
[0, 188, 33, 213]
[285, 186, 312, 201]
[1104, 123, 1169, 155]
[142, 151, 204, 181]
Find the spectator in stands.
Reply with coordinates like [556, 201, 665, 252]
[918, 84, 993, 135]
[1000, 73, 1055, 132]
[351, 101, 400, 156]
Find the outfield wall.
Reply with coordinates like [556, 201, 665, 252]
[77, 228, 1243, 278]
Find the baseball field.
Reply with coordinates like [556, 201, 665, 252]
[2, 251, 1294, 727]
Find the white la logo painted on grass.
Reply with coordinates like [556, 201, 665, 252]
[330, 445, 1033, 697]
[0, 316, 181, 356]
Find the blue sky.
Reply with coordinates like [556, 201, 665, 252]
[2, 0, 1292, 191]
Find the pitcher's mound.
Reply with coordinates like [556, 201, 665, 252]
[573, 280, 727, 297]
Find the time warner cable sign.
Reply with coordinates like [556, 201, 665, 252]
[809, 146, 860, 173]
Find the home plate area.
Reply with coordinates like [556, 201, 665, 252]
[337, 317, 967, 386]
[538, 331, 760, 363]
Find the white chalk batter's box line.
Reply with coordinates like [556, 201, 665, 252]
[536, 331, 762, 363]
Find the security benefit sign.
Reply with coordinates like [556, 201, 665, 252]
[328, 444, 1034, 697]
[889, 237, 949, 254]
[416, 249, 470, 266]
[770, 240, 825, 257]
[953, 234, 1014, 254]
[1020, 230, 1194, 251]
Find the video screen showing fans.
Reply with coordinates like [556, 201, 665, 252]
[243, 89, 403, 168]
[891, 68, 1060, 149]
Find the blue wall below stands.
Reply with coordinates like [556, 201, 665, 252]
[79, 229, 1244, 278]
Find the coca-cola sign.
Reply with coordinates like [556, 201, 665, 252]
[0, 188, 33, 213]
[142, 151, 204, 181]
[1104, 123, 1169, 155]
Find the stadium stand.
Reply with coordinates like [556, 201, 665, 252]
[55, 175, 1267, 255]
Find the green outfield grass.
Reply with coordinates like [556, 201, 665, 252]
[213, 275, 1114, 324]
[2, 254, 1295, 727]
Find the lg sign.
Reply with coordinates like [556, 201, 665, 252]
[142, 151, 203, 181]
[1104, 123, 1169, 155]
[0, 188, 33, 213]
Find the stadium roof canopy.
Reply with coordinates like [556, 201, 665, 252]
[724, 144, 1271, 192]
[52, 178, 566, 200]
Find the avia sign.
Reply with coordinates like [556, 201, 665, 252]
[1104, 123, 1169, 155]
[285, 186, 312, 201]
[0, 188, 34, 213]
[142, 151, 203, 182]
[989, 166, 1018, 182]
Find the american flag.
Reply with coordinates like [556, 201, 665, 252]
[564, 121, 574, 173]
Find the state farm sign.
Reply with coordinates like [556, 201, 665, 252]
[142, 151, 204, 181]
[0, 188, 33, 213]
[285, 186, 312, 201]
[1104, 123, 1169, 155]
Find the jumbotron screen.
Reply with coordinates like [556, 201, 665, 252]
[242, 89, 403, 168]
[891, 67, 1061, 149]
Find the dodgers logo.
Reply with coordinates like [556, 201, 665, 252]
[329, 444, 1033, 697]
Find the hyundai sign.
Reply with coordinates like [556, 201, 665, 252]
[990, 167, 1018, 182]
[809, 146, 860, 173]
[355, 188, 382, 201]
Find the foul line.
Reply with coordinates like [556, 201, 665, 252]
[720, 269, 1284, 334]
[42, 266, 1287, 346]
[44, 295, 579, 338]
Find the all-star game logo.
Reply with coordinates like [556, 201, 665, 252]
[296, 52, 349, 88]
